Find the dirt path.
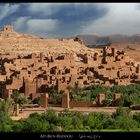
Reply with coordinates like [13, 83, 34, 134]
[11, 107, 140, 120]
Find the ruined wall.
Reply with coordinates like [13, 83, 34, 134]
[62, 90, 69, 108]
[25, 81, 37, 98]
[40, 93, 48, 108]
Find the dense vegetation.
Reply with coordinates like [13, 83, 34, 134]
[69, 84, 140, 107]
[1, 83, 140, 132]
[1, 105, 140, 132]
[10, 84, 140, 107]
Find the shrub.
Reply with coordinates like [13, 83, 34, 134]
[31, 97, 41, 105]
[102, 99, 111, 107]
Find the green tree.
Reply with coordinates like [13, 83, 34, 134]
[72, 116, 83, 130]
[112, 107, 138, 131]
[133, 112, 140, 127]
[0, 99, 14, 119]
[102, 99, 111, 107]
[0, 99, 14, 132]
[114, 115, 138, 131]
[83, 112, 108, 131]
[42, 110, 58, 124]
[112, 107, 130, 118]
[11, 120, 25, 132]
[58, 116, 72, 131]
[11, 89, 20, 103]
[17, 97, 27, 106]
[22, 117, 49, 132]
[32, 97, 41, 105]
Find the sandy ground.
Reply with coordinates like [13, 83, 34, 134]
[11, 107, 140, 120]
[113, 44, 140, 62]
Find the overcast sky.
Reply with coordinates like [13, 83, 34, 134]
[0, 3, 140, 38]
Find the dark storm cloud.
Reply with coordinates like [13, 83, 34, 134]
[48, 4, 109, 37]
[1, 3, 139, 38]
[0, 3, 20, 29]
[12, 3, 109, 38]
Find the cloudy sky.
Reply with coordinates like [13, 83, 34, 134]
[0, 3, 140, 38]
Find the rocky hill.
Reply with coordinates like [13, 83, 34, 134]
[76, 34, 140, 46]
[0, 25, 94, 55]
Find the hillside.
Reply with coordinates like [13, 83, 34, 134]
[76, 34, 140, 45]
[0, 25, 94, 55]
[76, 34, 140, 62]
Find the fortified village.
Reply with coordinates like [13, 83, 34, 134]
[0, 25, 140, 110]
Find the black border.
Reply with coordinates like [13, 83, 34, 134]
[0, 132, 140, 140]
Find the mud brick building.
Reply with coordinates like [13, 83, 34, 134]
[0, 25, 140, 100]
